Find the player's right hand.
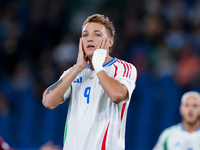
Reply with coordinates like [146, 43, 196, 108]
[76, 38, 88, 70]
[92, 49, 107, 73]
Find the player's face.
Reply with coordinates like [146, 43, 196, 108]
[81, 22, 110, 59]
[180, 96, 200, 124]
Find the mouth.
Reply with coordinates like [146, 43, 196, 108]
[87, 45, 95, 49]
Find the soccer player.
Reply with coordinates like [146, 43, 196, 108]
[153, 91, 200, 150]
[42, 14, 137, 150]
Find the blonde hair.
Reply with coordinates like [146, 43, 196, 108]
[82, 14, 115, 38]
[181, 91, 200, 104]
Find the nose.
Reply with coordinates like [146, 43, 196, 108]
[87, 39, 92, 42]
[86, 35, 93, 42]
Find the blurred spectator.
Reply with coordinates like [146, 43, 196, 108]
[52, 35, 78, 74]
[10, 61, 33, 93]
[46, 0, 66, 45]
[165, 19, 188, 51]
[163, 0, 187, 23]
[142, 14, 164, 45]
[129, 49, 149, 77]
[151, 47, 176, 79]
[190, 21, 200, 54]
[0, 1, 22, 74]
[33, 51, 57, 101]
[187, 1, 200, 26]
[0, 91, 10, 117]
[144, 0, 162, 16]
[174, 45, 200, 87]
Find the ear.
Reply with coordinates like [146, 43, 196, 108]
[109, 38, 114, 48]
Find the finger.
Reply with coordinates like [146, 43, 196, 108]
[100, 37, 107, 49]
[79, 38, 83, 52]
[79, 38, 86, 56]
[104, 38, 109, 50]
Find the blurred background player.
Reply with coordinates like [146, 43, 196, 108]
[153, 91, 200, 150]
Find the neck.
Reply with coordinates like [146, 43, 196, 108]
[88, 56, 113, 71]
[182, 120, 200, 133]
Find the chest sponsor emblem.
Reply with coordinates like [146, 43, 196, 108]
[88, 77, 94, 80]
[73, 76, 82, 83]
[174, 142, 180, 147]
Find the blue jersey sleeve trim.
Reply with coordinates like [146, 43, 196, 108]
[196, 125, 200, 131]
[87, 57, 118, 69]
[181, 122, 200, 131]
[103, 57, 118, 67]
[181, 123, 185, 131]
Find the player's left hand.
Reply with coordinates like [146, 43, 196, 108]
[92, 38, 109, 73]
[96, 37, 110, 51]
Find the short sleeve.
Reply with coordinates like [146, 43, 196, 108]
[153, 129, 167, 150]
[59, 67, 73, 103]
[153, 125, 178, 150]
[113, 60, 137, 101]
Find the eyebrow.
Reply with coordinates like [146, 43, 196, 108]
[94, 30, 102, 32]
[82, 30, 102, 33]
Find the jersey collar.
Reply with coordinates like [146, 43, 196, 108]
[181, 123, 186, 131]
[181, 122, 200, 132]
[87, 57, 118, 69]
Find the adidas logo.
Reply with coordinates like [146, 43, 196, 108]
[174, 142, 180, 147]
[73, 77, 82, 83]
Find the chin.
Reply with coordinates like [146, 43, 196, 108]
[86, 53, 93, 59]
[185, 118, 198, 125]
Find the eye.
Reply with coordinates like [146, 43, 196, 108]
[82, 34, 88, 37]
[193, 104, 198, 108]
[95, 33, 101, 36]
[184, 104, 189, 107]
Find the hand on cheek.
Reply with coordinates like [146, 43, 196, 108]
[76, 38, 88, 69]
[96, 38, 110, 51]
[92, 38, 110, 73]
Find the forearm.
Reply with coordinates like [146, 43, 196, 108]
[97, 71, 128, 104]
[42, 65, 82, 109]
